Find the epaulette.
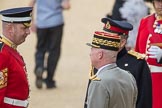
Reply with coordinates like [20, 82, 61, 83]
[89, 66, 100, 81]
[128, 50, 146, 59]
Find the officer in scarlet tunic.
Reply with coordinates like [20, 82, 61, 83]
[0, 7, 32, 108]
[135, 0, 162, 108]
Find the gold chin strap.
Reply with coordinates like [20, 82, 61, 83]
[0, 36, 17, 50]
[89, 66, 100, 81]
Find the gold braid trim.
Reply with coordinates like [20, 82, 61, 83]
[92, 37, 120, 48]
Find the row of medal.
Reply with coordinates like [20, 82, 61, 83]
[153, 15, 162, 34]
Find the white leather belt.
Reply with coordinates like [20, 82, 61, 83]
[4, 97, 29, 107]
[149, 65, 162, 73]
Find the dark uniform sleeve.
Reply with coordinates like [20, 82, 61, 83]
[117, 53, 152, 108]
[136, 60, 152, 108]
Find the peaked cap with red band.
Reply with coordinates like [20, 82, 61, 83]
[86, 31, 121, 51]
[101, 17, 133, 35]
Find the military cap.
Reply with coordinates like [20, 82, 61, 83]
[101, 17, 133, 35]
[0, 7, 32, 27]
[87, 31, 121, 51]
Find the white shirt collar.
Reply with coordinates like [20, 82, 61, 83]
[96, 63, 116, 75]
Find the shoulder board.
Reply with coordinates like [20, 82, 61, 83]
[128, 50, 146, 59]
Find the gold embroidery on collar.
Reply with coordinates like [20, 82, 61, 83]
[0, 36, 17, 50]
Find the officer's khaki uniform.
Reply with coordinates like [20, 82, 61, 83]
[87, 63, 137, 108]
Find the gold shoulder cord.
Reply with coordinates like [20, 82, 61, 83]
[89, 66, 100, 81]
[128, 50, 146, 59]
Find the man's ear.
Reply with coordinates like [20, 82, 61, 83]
[120, 38, 127, 48]
[98, 49, 103, 59]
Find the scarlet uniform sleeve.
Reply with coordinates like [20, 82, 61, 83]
[0, 50, 9, 106]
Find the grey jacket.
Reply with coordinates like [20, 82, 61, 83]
[87, 63, 137, 108]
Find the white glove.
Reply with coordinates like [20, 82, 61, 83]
[147, 45, 162, 62]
